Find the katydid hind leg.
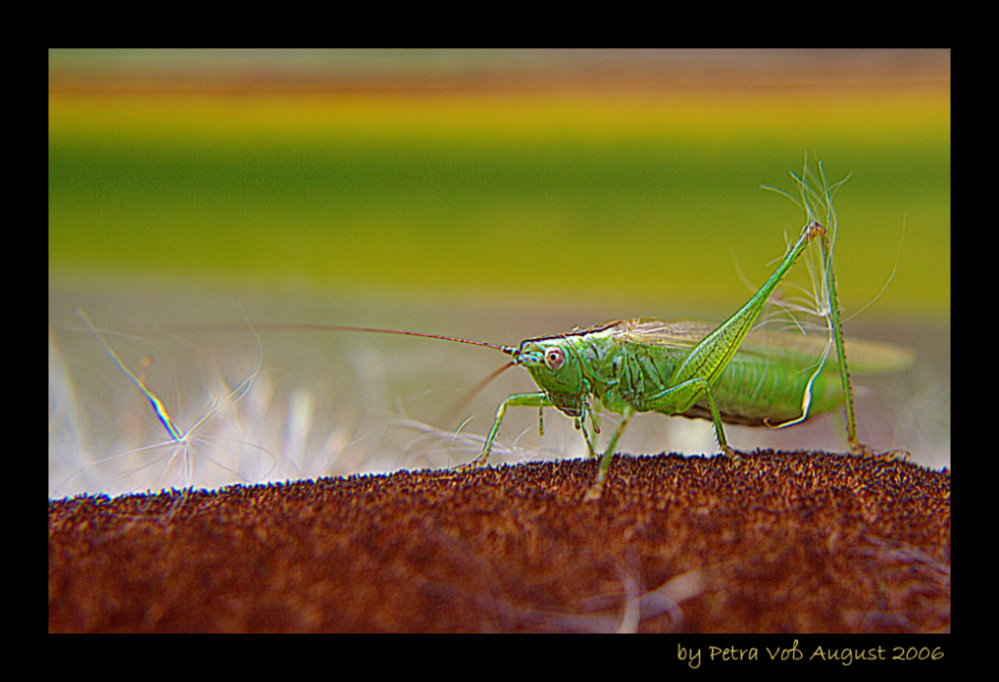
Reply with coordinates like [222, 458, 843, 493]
[819, 222, 911, 460]
[643, 377, 739, 458]
[618, 221, 820, 461]
[667, 221, 821, 402]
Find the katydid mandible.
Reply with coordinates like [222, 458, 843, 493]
[245, 165, 913, 498]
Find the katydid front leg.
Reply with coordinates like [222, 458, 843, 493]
[456, 392, 552, 470]
[459, 392, 605, 470]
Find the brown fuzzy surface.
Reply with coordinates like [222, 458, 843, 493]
[48, 451, 949, 633]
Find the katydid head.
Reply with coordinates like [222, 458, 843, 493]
[512, 337, 586, 415]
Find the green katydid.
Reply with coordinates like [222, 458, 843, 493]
[246, 161, 914, 498]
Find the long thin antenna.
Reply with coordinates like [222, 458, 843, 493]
[443, 360, 517, 427]
[225, 321, 518, 355]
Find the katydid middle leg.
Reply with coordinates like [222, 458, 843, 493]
[584, 405, 635, 500]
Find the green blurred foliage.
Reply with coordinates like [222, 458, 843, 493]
[49, 52, 949, 316]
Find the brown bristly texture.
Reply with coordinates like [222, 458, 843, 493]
[48, 451, 949, 633]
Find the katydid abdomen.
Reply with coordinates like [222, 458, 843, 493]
[683, 349, 843, 425]
[553, 319, 907, 429]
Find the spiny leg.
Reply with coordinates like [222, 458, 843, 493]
[817, 226, 911, 461]
[582, 380, 743, 501]
[575, 398, 601, 459]
[642, 377, 739, 459]
[584, 405, 635, 501]
[456, 392, 551, 470]
[696, 379, 740, 460]
[578, 418, 599, 459]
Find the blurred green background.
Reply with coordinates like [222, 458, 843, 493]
[50, 48, 948, 312]
[49, 50, 950, 494]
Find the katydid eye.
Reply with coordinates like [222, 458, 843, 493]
[544, 347, 565, 370]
